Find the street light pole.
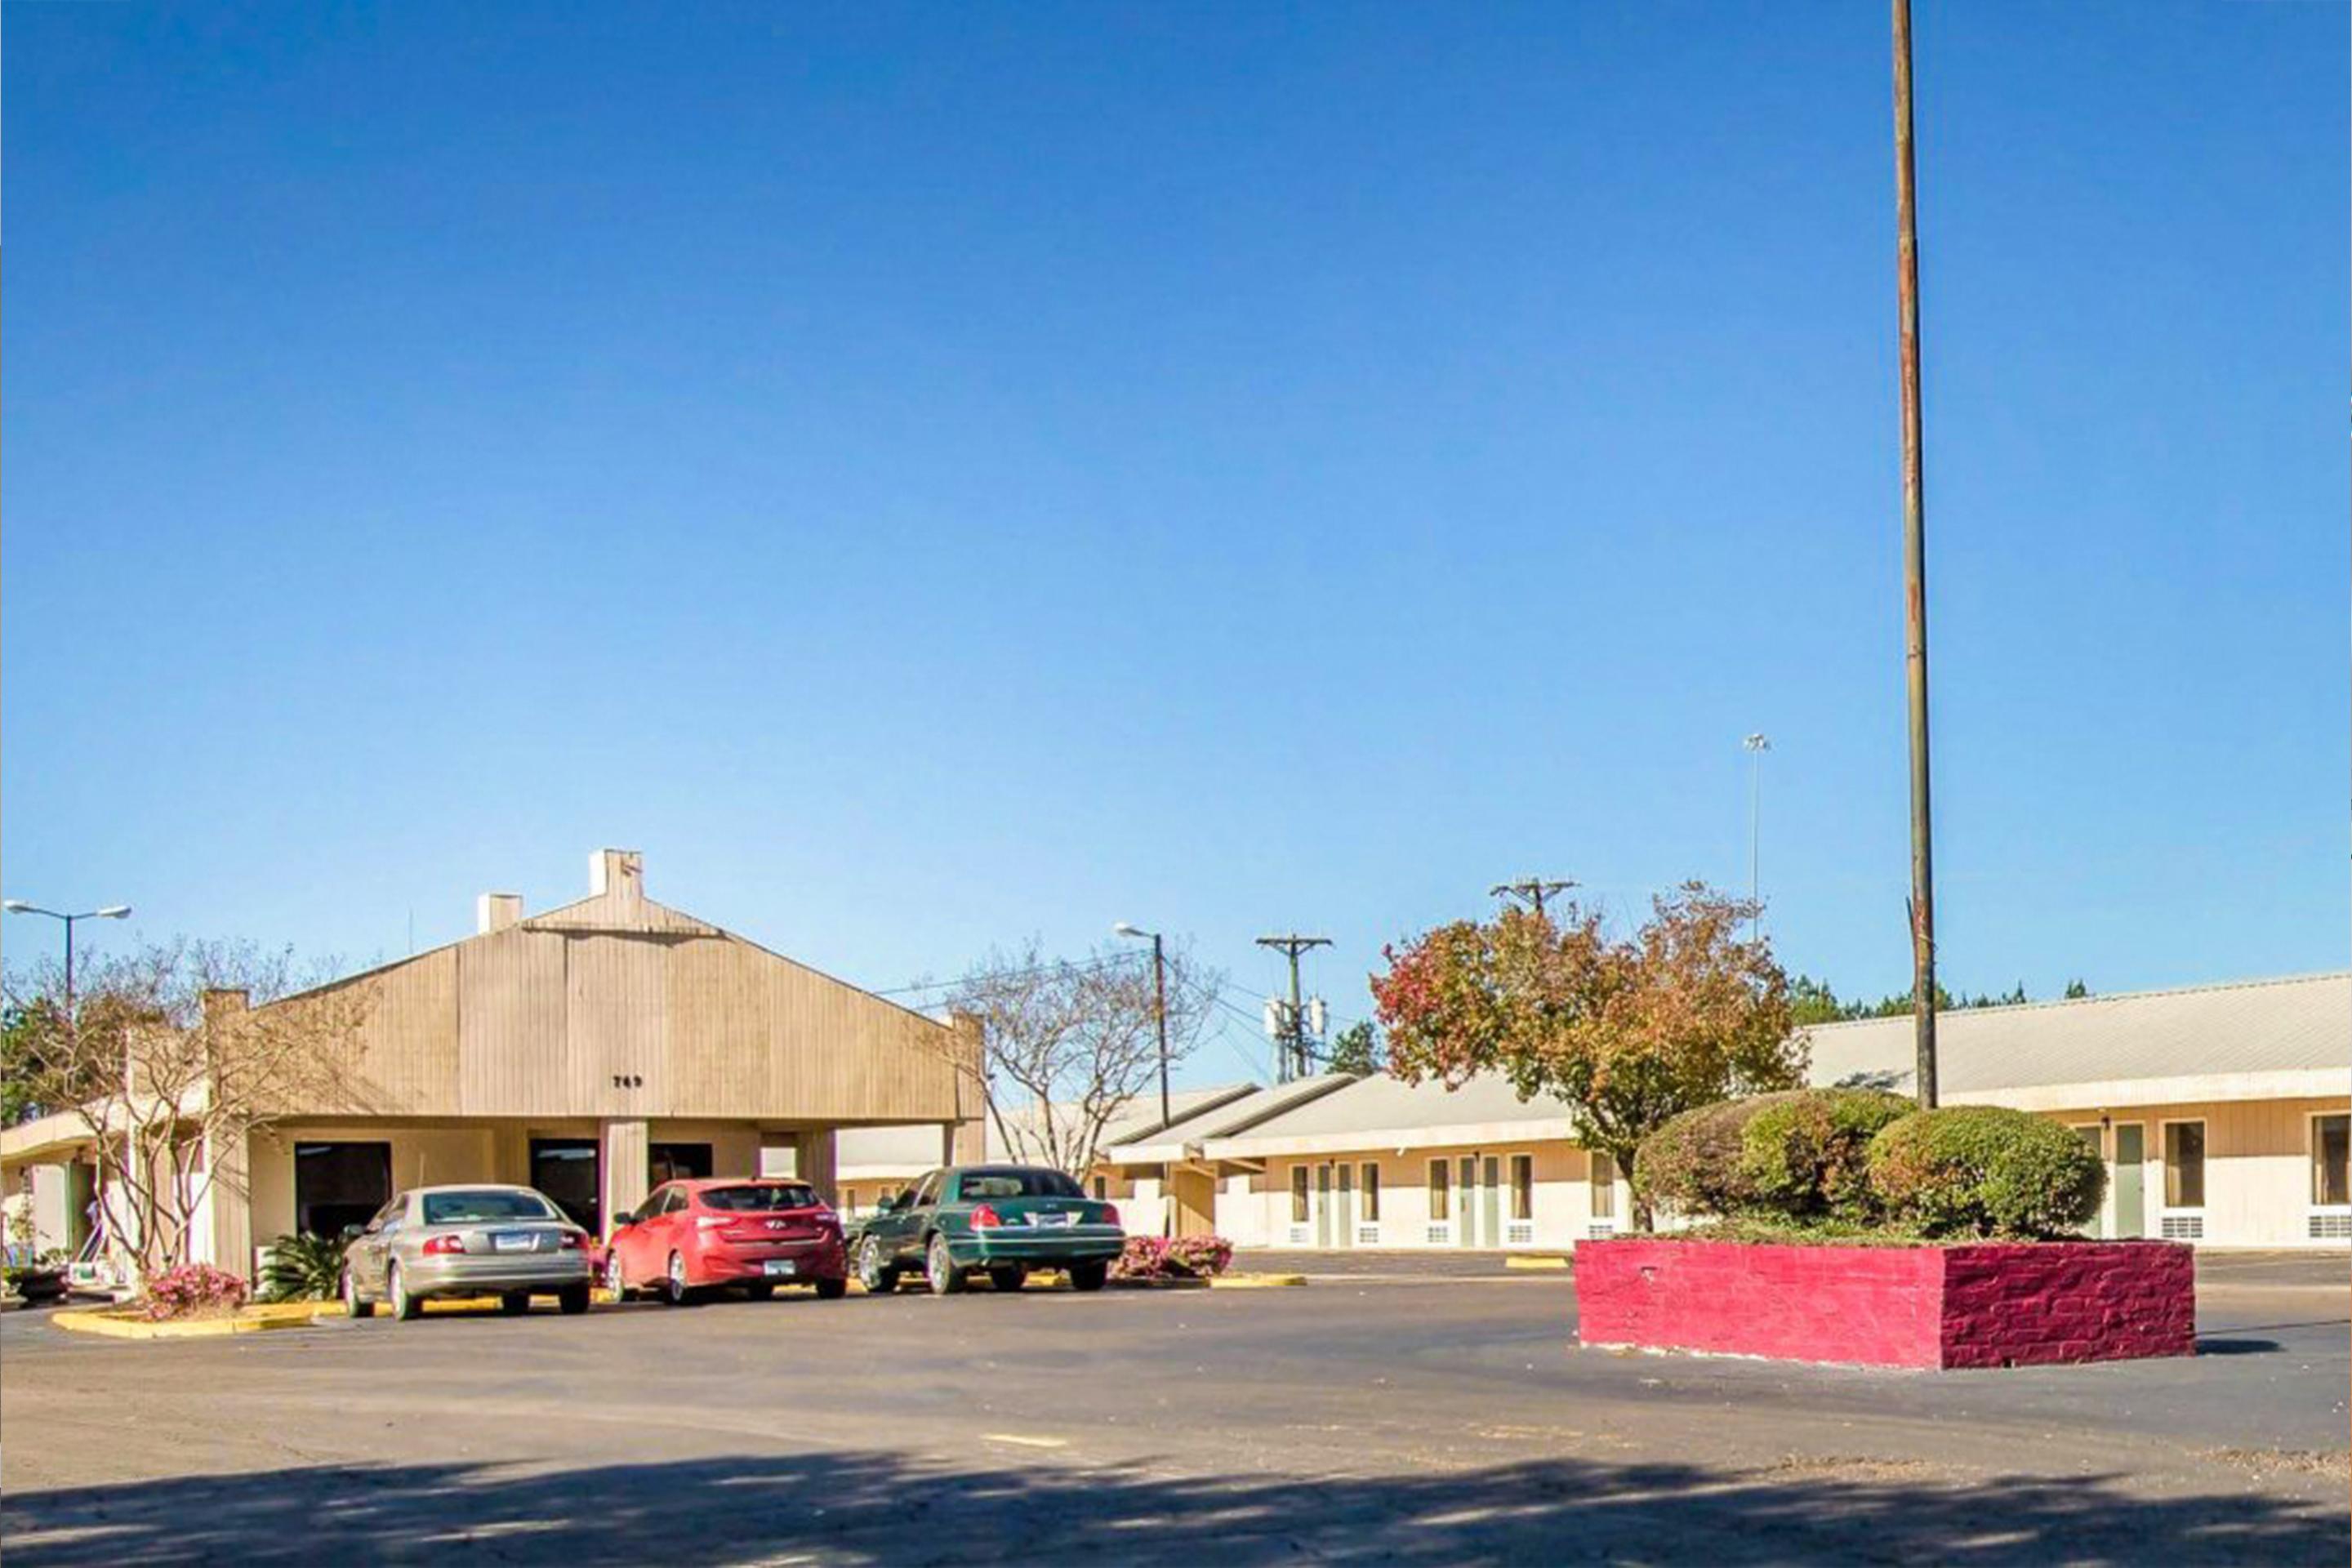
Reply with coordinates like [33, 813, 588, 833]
[1112, 924, 1172, 1134]
[1743, 734, 1771, 946]
[2, 901, 134, 1027]
[1892, 0, 1939, 1107]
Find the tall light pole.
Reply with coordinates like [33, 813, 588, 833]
[1112, 923, 1171, 1133]
[1743, 734, 1771, 945]
[3, 901, 133, 1026]
[1892, 0, 1938, 1107]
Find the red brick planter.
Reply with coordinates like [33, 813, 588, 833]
[1575, 1238, 2195, 1369]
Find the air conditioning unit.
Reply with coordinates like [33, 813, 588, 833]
[2309, 1214, 2352, 1241]
[1286, 1225, 1311, 1245]
[2159, 1214, 2203, 1241]
[1587, 1223, 1617, 1241]
[1356, 1225, 1380, 1245]
[1424, 1225, 1450, 1245]
[1506, 1223, 1535, 1245]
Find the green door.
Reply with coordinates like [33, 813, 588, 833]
[1336, 1165, 1354, 1249]
[2113, 1125, 2146, 1238]
[1481, 1156, 1502, 1245]
[1456, 1157, 1478, 1247]
[1314, 1164, 1334, 1249]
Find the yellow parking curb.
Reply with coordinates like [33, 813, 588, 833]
[53, 1307, 316, 1341]
[1505, 1254, 1572, 1271]
[1209, 1272, 1307, 1289]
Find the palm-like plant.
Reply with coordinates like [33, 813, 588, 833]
[258, 1232, 349, 1303]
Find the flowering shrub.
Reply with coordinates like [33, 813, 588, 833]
[143, 1263, 249, 1321]
[1109, 1235, 1235, 1282]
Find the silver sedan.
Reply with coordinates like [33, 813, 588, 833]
[341, 1184, 594, 1321]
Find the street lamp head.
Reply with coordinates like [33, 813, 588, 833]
[1744, 733, 1772, 752]
[95, 906, 132, 920]
[1, 901, 33, 914]
[1112, 922, 1156, 941]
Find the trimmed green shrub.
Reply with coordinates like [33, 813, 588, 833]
[1867, 1106, 2105, 1239]
[258, 1232, 349, 1303]
[1738, 1088, 1917, 1222]
[1633, 1094, 1796, 1219]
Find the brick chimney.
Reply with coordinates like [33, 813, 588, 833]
[477, 893, 523, 934]
[591, 849, 644, 905]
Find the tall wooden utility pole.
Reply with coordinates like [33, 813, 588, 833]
[1892, 0, 1938, 1107]
[1490, 878, 1575, 918]
[1255, 933, 1330, 1081]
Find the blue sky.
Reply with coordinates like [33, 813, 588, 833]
[5, 3, 2345, 1086]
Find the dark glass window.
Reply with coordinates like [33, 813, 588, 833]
[649, 1143, 713, 1184]
[701, 1184, 820, 1212]
[530, 1138, 600, 1232]
[955, 1167, 1083, 1200]
[2164, 1122, 2206, 1209]
[294, 1142, 392, 1239]
[421, 1189, 559, 1225]
[2313, 1116, 2349, 1207]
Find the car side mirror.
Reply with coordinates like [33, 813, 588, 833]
[612, 1216, 633, 1231]
[338, 1224, 364, 1243]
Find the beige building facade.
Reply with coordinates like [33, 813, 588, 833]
[0, 849, 987, 1278]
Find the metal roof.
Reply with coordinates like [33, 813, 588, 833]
[1803, 971, 2351, 1103]
[1204, 1070, 1575, 1155]
[835, 1082, 1257, 1176]
[1102, 1074, 1362, 1164]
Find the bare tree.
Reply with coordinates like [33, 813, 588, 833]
[2, 938, 376, 1281]
[948, 938, 1221, 1178]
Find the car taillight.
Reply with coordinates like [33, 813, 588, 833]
[970, 1203, 1003, 1229]
[421, 1234, 467, 1256]
[558, 1230, 586, 1250]
[813, 1209, 840, 1231]
[1101, 1205, 1120, 1229]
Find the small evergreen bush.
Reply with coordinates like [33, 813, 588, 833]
[258, 1232, 349, 1303]
[1867, 1106, 2105, 1239]
[1634, 1094, 1794, 1219]
[1738, 1088, 1917, 1222]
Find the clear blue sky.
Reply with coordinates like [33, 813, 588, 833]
[5, 3, 2345, 1086]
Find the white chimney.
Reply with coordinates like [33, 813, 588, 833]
[477, 893, 523, 934]
[590, 849, 644, 904]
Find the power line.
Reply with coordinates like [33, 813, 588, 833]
[1254, 933, 1331, 1083]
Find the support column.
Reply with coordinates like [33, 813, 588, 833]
[794, 1129, 837, 1205]
[208, 1128, 254, 1281]
[947, 1010, 988, 1164]
[602, 1119, 649, 1237]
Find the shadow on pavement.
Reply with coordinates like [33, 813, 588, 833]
[4, 1446, 2346, 1566]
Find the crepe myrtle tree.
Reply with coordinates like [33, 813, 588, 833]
[1371, 884, 1802, 1228]
[947, 938, 1222, 1179]
[1, 938, 376, 1281]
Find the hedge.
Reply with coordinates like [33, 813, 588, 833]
[1738, 1088, 1916, 1222]
[1633, 1094, 1794, 1218]
[1866, 1105, 2106, 1239]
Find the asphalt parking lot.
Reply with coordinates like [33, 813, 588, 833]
[2, 1250, 2345, 1565]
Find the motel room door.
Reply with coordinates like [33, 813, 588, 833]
[1334, 1163, 1354, 1249]
[1314, 1164, 1334, 1249]
[2111, 1124, 2147, 1238]
[1456, 1156, 1478, 1247]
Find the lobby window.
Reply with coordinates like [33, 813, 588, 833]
[649, 1143, 714, 1185]
[2314, 1115, 2350, 1208]
[1290, 1166, 1310, 1224]
[294, 1142, 392, 1240]
[1360, 1163, 1381, 1223]
[1590, 1152, 1617, 1220]
[1428, 1159, 1451, 1223]
[1510, 1154, 1535, 1222]
[2163, 1122, 2206, 1209]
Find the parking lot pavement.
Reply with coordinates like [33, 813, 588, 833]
[2, 1264, 2345, 1566]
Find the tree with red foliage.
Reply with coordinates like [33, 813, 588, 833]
[1370, 884, 1802, 1227]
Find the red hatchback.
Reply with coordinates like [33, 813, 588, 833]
[603, 1178, 849, 1304]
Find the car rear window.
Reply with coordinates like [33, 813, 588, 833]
[422, 1190, 559, 1225]
[958, 1169, 1084, 1200]
[700, 1184, 819, 1212]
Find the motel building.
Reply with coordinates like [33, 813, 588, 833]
[0, 850, 986, 1276]
[1180, 972, 2350, 1254]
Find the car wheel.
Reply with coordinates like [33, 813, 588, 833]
[1068, 1260, 1109, 1293]
[987, 1265, 1027, 1294]
[341, 1269, 373, 1321]
[663, 1251, 693, 1307]
[745, 1282, 775, 1301]
[858, 1236, 898, 1295]
[926, 1235, 966, 1296]
[815, 1276, 849, 1301]
[389, 1263, 423, 1321]
[556, 1283, 591, 1316]
[604, 1250, 630, 1301]
[497, 1291, 531, 1316]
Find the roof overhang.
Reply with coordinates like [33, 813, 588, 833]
[1205, 1116, 1578, 1162]
[1948, 1068, 2350, 1114]
[1, 1110, 104, 1167]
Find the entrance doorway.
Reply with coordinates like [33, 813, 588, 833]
[1457, 1156, 1479, 1247]
[531, 1138, 602, 1233]
[2112, 1124, 2146, 1238]
[1314, 1163, 1334, 1248]
[294, 1142, 392, 1239]
[1335, 1163, 1355, 1249]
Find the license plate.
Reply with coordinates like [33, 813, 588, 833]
[1031, 1212, 1074, 1228]
[763, 1259, 798, 1277]
[491, 1232, 536, 1253]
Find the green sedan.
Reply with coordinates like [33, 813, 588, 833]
[850, 1165, 1125, 1295]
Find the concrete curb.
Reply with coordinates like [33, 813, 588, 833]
[53, 1307, 317, 1341]
[1209, 1272, 1307, 1289]
[1504, 1254, 1572, 1271]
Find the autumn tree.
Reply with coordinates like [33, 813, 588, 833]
[2, 939, 376, 1281]
[1371, 884, 1801, 1227]
[947, 938, 1223, 1178]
